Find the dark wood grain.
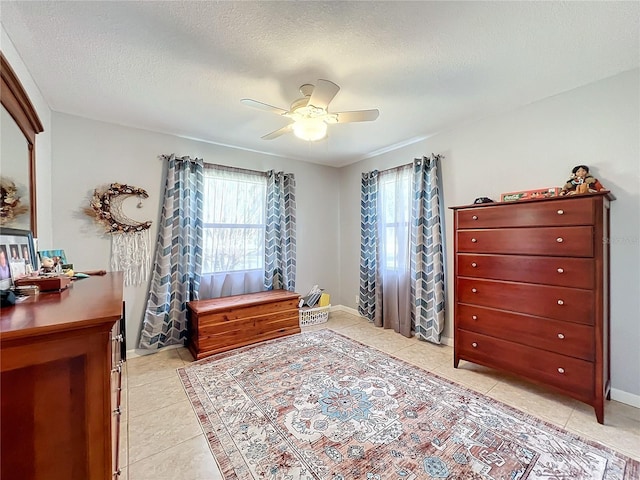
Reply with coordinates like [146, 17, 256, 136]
[450, 194, 611, 424]
[187, 290, 301, 359]
[0, 273, 124, 479]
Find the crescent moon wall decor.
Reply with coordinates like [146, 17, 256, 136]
[86, 182, 153, 286]
[88, 182, 152, 233]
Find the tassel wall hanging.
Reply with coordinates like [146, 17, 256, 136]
[86, 183, 152, 286]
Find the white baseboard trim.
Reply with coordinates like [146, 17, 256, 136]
[610, 388, 640, 408]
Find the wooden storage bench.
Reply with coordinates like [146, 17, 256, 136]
[187, 289, 300, 360]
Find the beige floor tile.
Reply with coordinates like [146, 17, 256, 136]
[128, 399, 203, 464]
[486, 379, 578, 427]
[433, 360, 502, 394]
[392, 341, 453, 371]
[566, 401, 640, 461]
[127, 349, 186, 387]
[128, 435, 223, 480]
[128, 374, 189, 418]
[176, 347, 195, 363]
[359, 329, 417, 353]
[118, 418, 128, 468]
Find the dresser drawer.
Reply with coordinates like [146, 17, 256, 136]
[456, 330, 594, 400]
[457, 277, 594, 325]
[456, 304, 594, 360]
[456, 254, 595, 289]
[456, 197, 595, 229]
[457, 226, 593, 257]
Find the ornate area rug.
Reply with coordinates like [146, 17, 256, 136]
[178, 330, 638, 479]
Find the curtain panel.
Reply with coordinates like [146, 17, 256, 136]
[358, 155, 445, 344]
[138, 154, 204, 350]
[411, 155, 446, 343]
[358, 170, 380, 322]
[264, 171, 297, 291]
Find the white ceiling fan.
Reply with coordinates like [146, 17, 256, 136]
[241, 79, 379, 141]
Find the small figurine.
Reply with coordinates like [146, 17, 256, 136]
[560, 165, 606, 196]
[40, 256, 55, 273]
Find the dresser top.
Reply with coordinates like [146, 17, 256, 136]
[0, 272, 124, 340]
[449, 191, 614, 210]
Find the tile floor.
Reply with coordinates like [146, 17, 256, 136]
[120, 311, 640, 479]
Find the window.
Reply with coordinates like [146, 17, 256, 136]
[378, 166, 411, 271]
[201, 166, 266, 275]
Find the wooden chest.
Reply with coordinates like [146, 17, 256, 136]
[450, 192, 613, 423]
[187, 289, 300, 360]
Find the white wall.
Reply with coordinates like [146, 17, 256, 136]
[1, 26, 53, 245]
[339, 69, 640, 399]
[50, 113, 341, 349]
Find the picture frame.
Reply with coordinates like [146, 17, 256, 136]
[37, 249, 68, 269]
[0, 227, 37, 290]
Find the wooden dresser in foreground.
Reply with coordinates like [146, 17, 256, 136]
[450, 192, 613, 423]
[187, 289, 300, 359]
[1, 273, 125, 479]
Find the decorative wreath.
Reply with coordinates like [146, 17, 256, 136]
[0, 176, 28, 225]
[86, 182, 152, 234]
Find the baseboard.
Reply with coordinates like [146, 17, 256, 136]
[610, 388, 640, 408]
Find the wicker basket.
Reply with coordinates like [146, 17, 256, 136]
[299, 305, 331, 327]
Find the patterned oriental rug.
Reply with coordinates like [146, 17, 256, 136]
[178, 330, 638, 480]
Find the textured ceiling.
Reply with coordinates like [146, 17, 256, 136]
[2, 1, 638, 167]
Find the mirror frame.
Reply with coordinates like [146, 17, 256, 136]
[1, 52, 44, 237]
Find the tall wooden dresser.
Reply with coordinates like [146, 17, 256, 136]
[450, 192, 613, 423]
[1, 273, 125, 479]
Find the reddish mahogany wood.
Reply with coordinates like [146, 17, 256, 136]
[457, 195, 595, 229]
[0, 273, 124, 480]
[457, 253, 594, 289]
[456, 304, 594, 361]
[457, 329, 595, 400]
[451, 193, 612, 424]
[457, 226, 594, 257]
[457, 277, 594, 325]
[187, 290, 300, 359]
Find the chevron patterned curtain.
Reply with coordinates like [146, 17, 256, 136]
[410, 154, 446, 343]
[138, 154, 204, 350]
[264, 171, 296, 291]
[358, 170, 380, 322]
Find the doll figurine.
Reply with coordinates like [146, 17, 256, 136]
[560, 165, 605, 196]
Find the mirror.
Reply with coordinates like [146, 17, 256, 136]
[1, 53, 43, 237]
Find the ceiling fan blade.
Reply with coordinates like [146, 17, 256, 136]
[308, 79, 340, 110]
[241, 98, 288, 116]
[261, 124, 293, 140]
[335, 109, 380, 123]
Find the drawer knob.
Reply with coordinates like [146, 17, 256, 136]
[472, 215, 478, 220]
[113, 406, 121, 416]
[111, 365, 122, 374]
[472, 315, 478, 320]
[114, 469, 122, 477]
[557, 333, 565, 339]
[557, 268, 564, 274]
[471, 288, 477, 293]
[471, 262, 477, 268]
[557, 209, 564, 215]
[557, 299, 564, 305]
[471, 238, 477, 243]
[556, 237, 564, 243]
[557, 367, 565, 374]
[472, 342, 478, 348]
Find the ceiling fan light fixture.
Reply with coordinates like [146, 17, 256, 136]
[292, 118, 327, 141]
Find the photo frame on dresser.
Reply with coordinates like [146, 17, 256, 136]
[0, 227, 37, 289]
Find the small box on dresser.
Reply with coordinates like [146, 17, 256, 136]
[450, 192, 614, 424]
